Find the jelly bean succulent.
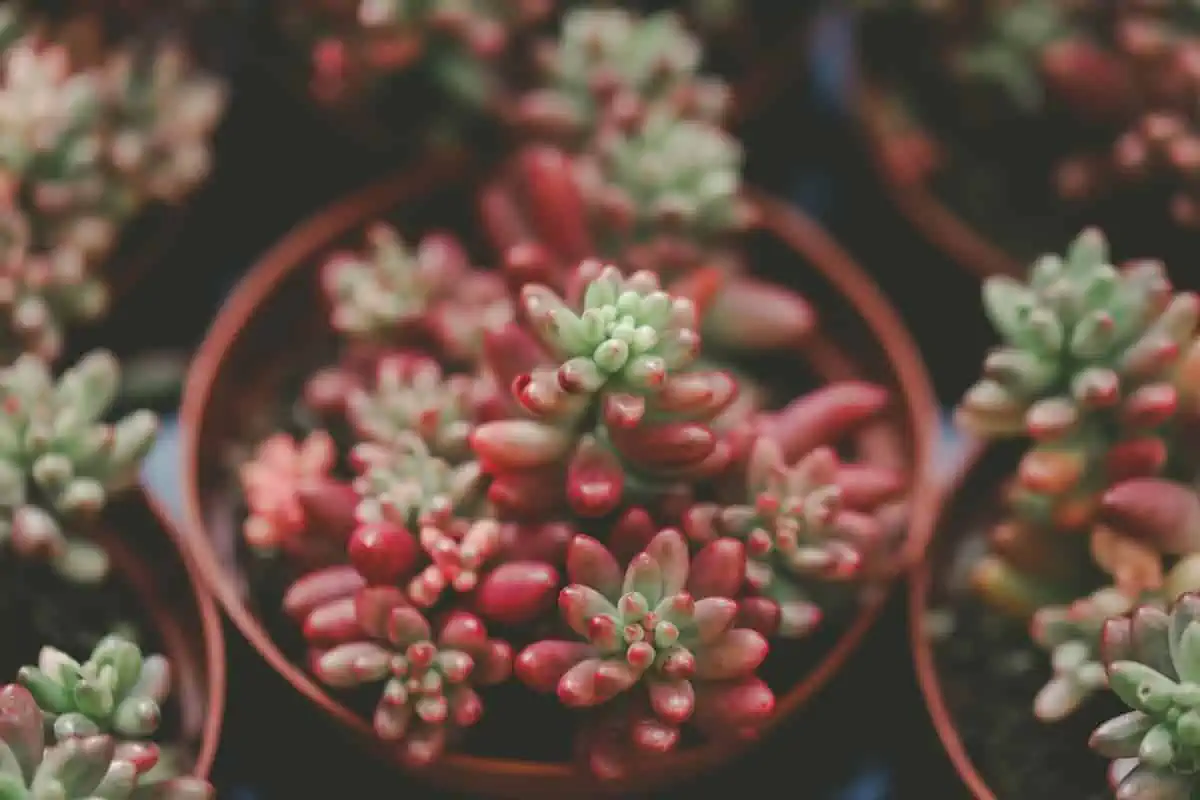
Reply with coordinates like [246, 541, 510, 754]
[950, 226, 1200, 740]
[516, 528, 774, 773]
[0, 351, 158, 583]
[516, 8, 729, 143]
[321, 225, 513, 362]
[958, 228, 1200, 534]
[311, 588, 512, 766]
[1090, 592, 1200, 799]
[282, 0, 554, 111]
[0, 683, 211, 799]
[17, 635, 169, 744]
[0, 16, 224, 362]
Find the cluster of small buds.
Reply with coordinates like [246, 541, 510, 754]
[408, 516, 502, 608]
[0, 683, 213, 799]
[577, 109, 751, 273]
[104, 42, 227, 205]
[1092, 594, 1200, 798]
[239, 430, 338, 555]
[346, 352, 490, 463]
[322, 226, 515, 362]
[352, 432, 484, 532]
[0, 15, 224, 362]
[312, 587, 513, 766]
[516, 8, 729, 143]
[18, 635, 170, 744]
[0, 351, 157, 583]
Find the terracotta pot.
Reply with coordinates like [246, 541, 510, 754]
[243, 1, 816, 158]
[177, 154, 938, 797]
[909, 443, 1125, 799]
[853, 80, 1024, 282]
[0, 486, 227, 780]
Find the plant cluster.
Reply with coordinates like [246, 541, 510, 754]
[0, 6, 225, 360]
[862, 0, 1200, 228]
[0, 634, 213, 798]
[237, 5, 910, 780]
[957, 227, 1200, 719]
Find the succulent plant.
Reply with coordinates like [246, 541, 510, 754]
[17, 635, 168, 743]
[575, 108, 751, 274]
[0, 351, 157, 583]
[321, 225, 513, 362]
[957, 228, 1200, 531]
[345, 351, 492, 463]
[1031, 586, 1141, 722]
[472, 261, 739, 519]
[684, 436, 904, 638]
[312, 587, 512, 766]
[516, 8, 729, 143]
[1090, 592, 1200, 799]
[103, 42, 226, 206]
[0, 683, 211, 799]
[240, 430, 340, 556]
[516, 528, 773, 762]
[287, 0, 553, 111]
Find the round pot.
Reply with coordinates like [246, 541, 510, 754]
[910, 443, 1123, 800]
[0, 486, 226, 780]
[178, 156, 938, 797]
[850, 22, 1200, 284]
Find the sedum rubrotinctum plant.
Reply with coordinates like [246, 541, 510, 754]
[238, 144, 905, 779]
[0, 631, 213, 798]
[953, 225, 1200, 784]
[0, 6, 225, 362]
[859, 0, 1200, 227]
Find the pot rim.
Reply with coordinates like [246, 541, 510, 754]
[113, 484, 227, 780]
[850, 71, 1024, 282]
[178, 158, 939, 789]
[907, 439, 997, 800]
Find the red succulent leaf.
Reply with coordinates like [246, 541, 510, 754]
[766, 382, 889, 462]
[473, 561, 561, 626]
[283, 566, 365, 624]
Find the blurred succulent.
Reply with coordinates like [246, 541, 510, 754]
[956, 228, 1200, 531]
[346, 351, 492, 463]
[1090, 592, 1200, 799]
[238, 430, 357, 564]
[0, 207, 108, 362]
[352, 431, 485, 532]
[287, 0, 554, 110]
[516, 528, 774, 775]
[0, 351, 157, 583]
[0, 683, 211, 799]
[472, 261, 738, 519]
[312, 588, 512, 766]
[576, 108, 751, 274]
[18, 635, 168, 744]
[103, 42, 226, 205]
[1031, 586, 1141, 722]
[516, 8, 728, 143]
[684, 436, 904, 638]
[321, 225, 513, 361]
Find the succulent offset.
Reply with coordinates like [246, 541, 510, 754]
[0, 351, 158, 583]
[516, 8, 729, 142]
[18, 636, 169, 743]
[0, 684, 211, 799]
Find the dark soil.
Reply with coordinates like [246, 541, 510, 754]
[930, 588, 1116, 800]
